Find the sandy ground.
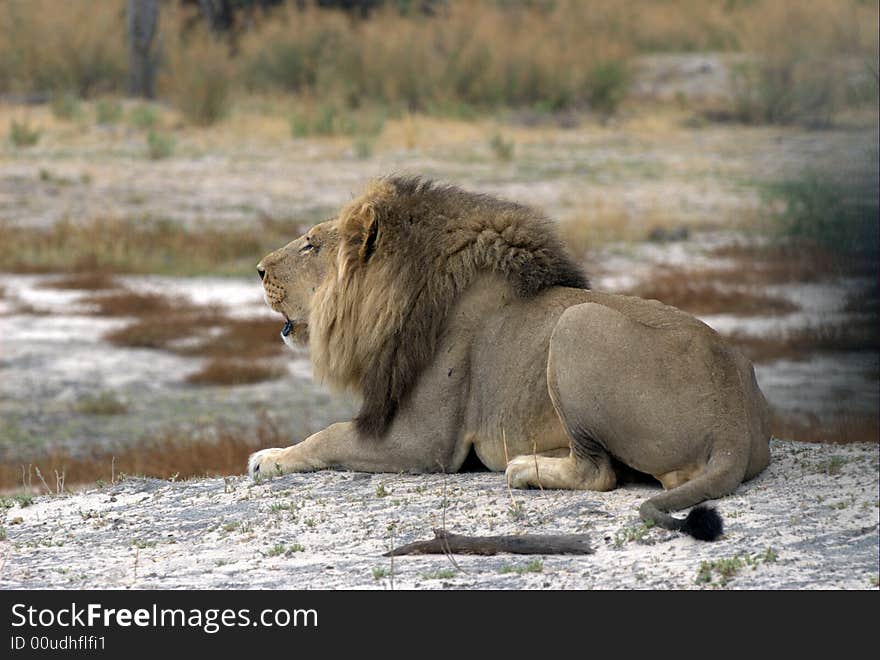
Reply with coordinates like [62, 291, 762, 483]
[0, 439, 877, 590]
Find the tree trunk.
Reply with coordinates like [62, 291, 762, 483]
[127, 0, 159, 99]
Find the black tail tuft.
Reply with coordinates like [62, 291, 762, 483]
[680, 505, 723, 541]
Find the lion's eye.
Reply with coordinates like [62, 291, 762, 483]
[300, 242, 318, 254]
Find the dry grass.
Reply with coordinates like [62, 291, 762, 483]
[38, 272, 123, 291]
[0, 0, 127, 97]
[719, 1, 879, 127]
[177, 318, 285, 360]
[0, 412, 288, 490]
[4, 0, 872, 121]
[185, 359, 286, 386]
[104, 312, 212, 351]
[87, 287, 288, 379]
[728, 320, 879, 364]
[0, 215, 305, 277]
[709, 242, 870, 284]
[81, 290, 181, 317]
[625, 268, 799, 317]
[772, 411, 879, 445]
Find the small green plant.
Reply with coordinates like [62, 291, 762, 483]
[372, 566, 391, 580]
[614, 521, 655, 548]
[74, 391, 127, 415]
[499, 559, 543, 575]
[9, 119, 40, 147]
[422, 569, 456, 580]
[51, 93, 83, 121]
[269, 501, 297, 514]
[488, 132, 515, 161]
[375, 482, 388, 498]
[95, 99, 123, 125]
[822, 456, 846, 476]
[507, 500, 525, 520]
[0, 494, 34, 509]
[131, 538, 157, 549]
[0, 527, 6, 541]
[146, 130, 175, 160]
[267, 543, 286, 556]
[696, 547, 778, 586]
[129, 104, 159, 129]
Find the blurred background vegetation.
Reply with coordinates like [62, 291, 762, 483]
[0, 0, 876, 126]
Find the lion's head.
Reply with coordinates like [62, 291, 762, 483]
[257, 219, 339, 348]
[258, 176, 588, 438]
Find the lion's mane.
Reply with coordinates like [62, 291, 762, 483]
[309, 176, 588, 437]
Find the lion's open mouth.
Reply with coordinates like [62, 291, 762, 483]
[281, 317, 294, 338]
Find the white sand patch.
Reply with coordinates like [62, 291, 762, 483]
[1, 440, 876, 590]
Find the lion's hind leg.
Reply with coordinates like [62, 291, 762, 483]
[506, 444, 617, 491]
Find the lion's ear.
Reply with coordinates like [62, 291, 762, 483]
[358, 204, 380, 263]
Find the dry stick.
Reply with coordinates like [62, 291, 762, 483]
[439, 472, 464, 573]
[532, 439, 544, 492]
[501, 429, 518, 510]
[384, 530, 592, 556]
[389, 526, 395, 591]
[33, 466, 52, 495]
[0, 544, 11, 581]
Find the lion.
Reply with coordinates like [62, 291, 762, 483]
[249, 175, 771, 541]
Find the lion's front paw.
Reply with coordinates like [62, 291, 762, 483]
[247, 448, 288, 480]
[505, 455, 539, 489]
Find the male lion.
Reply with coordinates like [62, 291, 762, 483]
[250, 176, 771, 541]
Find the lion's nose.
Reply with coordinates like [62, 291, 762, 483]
[257, 266, 266, 281]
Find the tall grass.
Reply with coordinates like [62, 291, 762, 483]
[0, 215, 307, 276]
[725, 1, 879, 126]
[240, 2, 631, 113]
[0, 0, 127, 97]
[0, 0, 875, 123]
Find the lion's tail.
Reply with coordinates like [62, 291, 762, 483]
[638, 452, 748, 541]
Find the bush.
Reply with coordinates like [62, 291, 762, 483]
[766, 163, 879, 255]
[8, 119, 40, 147]
[51, 93, 84, 121]
[585, 59, 630, 116]
[488, 132, 515, 161]
[128, 103, 159, 130]
[95, 99, 123, 125]
[146, 130, 175, 160]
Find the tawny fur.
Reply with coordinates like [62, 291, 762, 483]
[309, 176, 588, 437]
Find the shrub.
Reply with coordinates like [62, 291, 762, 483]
[8, 119, 40, 147]
[765, 170, 879, 254]
[585, 59, 630, 116]
[95, 98, 123, 125]
[146, 130, 175, 160]
[51, 93, 84, 121]
[128, 103, 159, 130]
[488, 132, 514, 161]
